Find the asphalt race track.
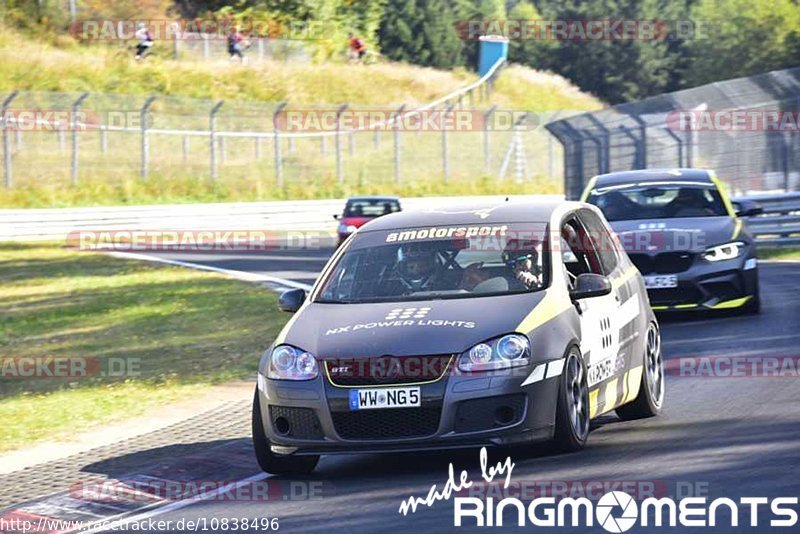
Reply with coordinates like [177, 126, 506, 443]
[2, 245, 799, 533]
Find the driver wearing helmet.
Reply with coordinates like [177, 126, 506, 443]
[395, 244, 441, 292]
[502, 238, 542, 290]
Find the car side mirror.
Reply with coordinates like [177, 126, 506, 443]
[732, 200, 763, 217]
[278, 288, 306, 313]
[569, 273, 612, 300]
[333, 214, 340, 220]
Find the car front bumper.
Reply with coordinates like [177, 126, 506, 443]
[254, 363, 561, 456]
[645, 254, 758, 311]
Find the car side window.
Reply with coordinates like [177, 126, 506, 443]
[578, 209, 619, 275]
[561, 216, 605, 287]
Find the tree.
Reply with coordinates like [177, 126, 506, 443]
[683, 0, 800, 87]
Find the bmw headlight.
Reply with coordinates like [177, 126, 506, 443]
[457, 334, 530, 372]
[267, 345, 319, 380]
[703, 241, 745, 262]
[338, 224, 358, 234]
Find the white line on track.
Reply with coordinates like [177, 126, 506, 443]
[80, 473, 268, 534]
[108, 251, 313, 292]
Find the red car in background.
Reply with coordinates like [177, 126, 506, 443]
[334, 196, 402, 245]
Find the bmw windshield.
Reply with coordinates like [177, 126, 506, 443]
[316, 223, 549, 303]
[586, 183, 729, 221]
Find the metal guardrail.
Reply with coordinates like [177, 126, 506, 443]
[737, 193, 800, 247]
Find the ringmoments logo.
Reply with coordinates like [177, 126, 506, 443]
[452, 491, 800, 529]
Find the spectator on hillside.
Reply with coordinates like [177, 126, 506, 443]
[348, 32, 367, 63]
[227, 28, 249, 63]
[134, 23, 154, 61]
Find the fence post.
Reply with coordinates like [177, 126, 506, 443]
[209, 100, 224, 181]
[2, 91, 18, 189]
[172, 26, 180, 60]
[273, 102, 287, 188]
[70, 92, 89, 186]
[442, 105, 453, 183]
[483, 106, 497, 174]
[219, 136, 226, 164]
[663, 128, 683, 167]
[100, 127, 108, 154]
[182, 135, 189, 163]
[393, 104, 405, 184]
[336, 104, 348, 183]
[140, 96, 156, 179]
[782, 132, 791, 193]
[631, 114, 647, 168]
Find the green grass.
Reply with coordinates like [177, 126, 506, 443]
[0, 242, 288, 452]
[0, 27, 601, 110]
[758, 248, 800, 260]
[0, 25, 596, 208]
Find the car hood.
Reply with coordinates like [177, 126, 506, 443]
[280, 292, 547, 358]
[610, 216, 736, 254]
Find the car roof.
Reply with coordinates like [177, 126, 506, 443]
[346, 196, 401, 202]
[359, 198, 569, 232]
[591, 168, 713, 188]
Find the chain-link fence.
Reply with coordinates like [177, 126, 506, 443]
[546, 66, 800, 200]
[0, 63, 565, 196]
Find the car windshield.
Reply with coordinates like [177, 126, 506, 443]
[343, 199, 401, 218]
[586, 183, 728, 221]
[316, 223, 549, 303]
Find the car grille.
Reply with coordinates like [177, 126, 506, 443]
[629, 252, 695, 274]
[324, 355, 453, 387]
[649, 286, 701, 306]
[331, 406, 441, 440]
[269, 406, 324, 439]
[454, 394, 526, 433]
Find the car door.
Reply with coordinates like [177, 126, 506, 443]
[560, 215, 621, 394]
[577, 209, 645, 415]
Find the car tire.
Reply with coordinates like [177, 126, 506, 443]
[252, 388, 320, 475]
[553, 347, 590, 452]
[617, 322, 665, 420]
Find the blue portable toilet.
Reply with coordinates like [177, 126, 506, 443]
[478, 35, 509, 76]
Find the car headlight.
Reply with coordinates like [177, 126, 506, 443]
[267, 345, 319, 380]
[338, 224, 358, 234]
[457, 334, 530, 372]
[703, 241, 745, 262]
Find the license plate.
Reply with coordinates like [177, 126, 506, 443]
[644, 275, 678, 289]
[349, 387, 420, 410]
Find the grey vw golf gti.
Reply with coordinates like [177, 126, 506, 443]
[253, 200, 663, 474]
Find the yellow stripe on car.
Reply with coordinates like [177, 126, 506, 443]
[602, 378, 619, 414]
[622, 366, 643, 404]
[580, 176, 599, 201]
[712, 296, 752, 309]
[589, 389, 600, 418]
[708, 170, 737, 218]
[515, 288, 573, 334]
